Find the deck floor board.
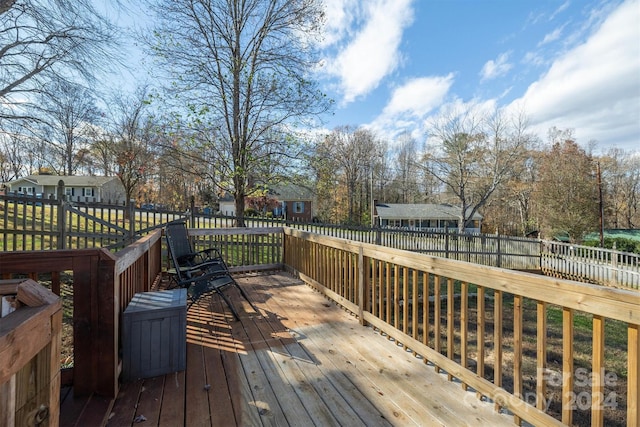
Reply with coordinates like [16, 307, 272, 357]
[63, 272, 515, 427]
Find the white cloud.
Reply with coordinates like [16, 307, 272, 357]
[549, 1, 571, 20]
[366, 74, 454, 144]
[539, 25, 564, 46]
[319, 0, 359, 48]
[515, 0, 640, 151]
[382, 74, 454, 117]
[480, 52, 513, 82]
[523, 51, 546, 67]
[321, 0, 415, 104]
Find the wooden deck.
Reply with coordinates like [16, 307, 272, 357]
[61, 272, 515, 426]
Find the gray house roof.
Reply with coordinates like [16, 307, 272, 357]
[269, 184, 314, 201]
[9, 175, 119, 188]
[375, 203, 483, 220]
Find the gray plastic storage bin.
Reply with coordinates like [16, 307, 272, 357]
[122, 289, 187, 381]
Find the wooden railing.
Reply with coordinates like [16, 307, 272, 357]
[0, 279, 62, 426]
[1, 222, 638, 427]
[0, 225, 275, 400]
[0, 229, 163, 398]
[188, 226, 284, 272]
[283, 227, 640, 426]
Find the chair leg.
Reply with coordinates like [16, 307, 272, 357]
[234, 281, 251, 303]
[231, 281, 262, 316]
[216, 290, 241, 321]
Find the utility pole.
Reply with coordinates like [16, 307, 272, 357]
[596, 161, 604, 247]
[370, 166, 375, 227]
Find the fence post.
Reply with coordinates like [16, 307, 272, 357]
[189, 196, 196, 228]
[445, 229, 450, 258]
[497, 234, 502, 268]
[56, 180, 66, 250]
[128, 199, 135, 243]
[612, 242, 618, 287]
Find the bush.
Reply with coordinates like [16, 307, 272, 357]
[583, 237, 640, 254]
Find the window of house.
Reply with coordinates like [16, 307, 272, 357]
[65, 187, 74, 197]
[83, 187, 94, 197]
[293, 201, 304, 213]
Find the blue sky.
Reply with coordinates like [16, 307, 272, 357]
[114, 0, 639, 153]
[314, 0, 639, 153]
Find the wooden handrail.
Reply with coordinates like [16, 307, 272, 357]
[0, 229, 163, 398]
[282, 227, 640, 426]
[0, 279, 62, 426]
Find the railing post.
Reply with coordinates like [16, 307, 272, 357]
[72, 250, 119, 398]
[358, 246, 367, 326]
[97, 251, 118, 398]
[629, 324, 640, 426]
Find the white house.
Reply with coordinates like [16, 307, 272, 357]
[5, 175, 126, 204]
[217, 193, 236, 216]
[375, 203, 482, 233]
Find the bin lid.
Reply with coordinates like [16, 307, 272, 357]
[124, 289, 186, 313]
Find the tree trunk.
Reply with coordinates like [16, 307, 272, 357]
[234, 193, 245, 227]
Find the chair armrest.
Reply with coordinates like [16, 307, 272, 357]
[177, 253, 198, 265]
[177, 259, 226, 277]
[196, 247, 223, 261]
[179, 248, 223, 266]
[176, 269, 232, 287]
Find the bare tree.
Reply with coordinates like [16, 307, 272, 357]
[146, 0, 330, 226]
[421, 105, 532, 232]
[600, 148, 640, 229]
[388, 132, 422, 203]
[83, 125, 117, 176]
[0, 122, 29, 181]
[104, 87, 157, 207]
[311, 126, 383, 224]
[35, 80, 100, 175]
[0, 0, 119, 122]
[620, 156, 640, 228]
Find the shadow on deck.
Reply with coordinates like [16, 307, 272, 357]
[61, 272, 515, 426]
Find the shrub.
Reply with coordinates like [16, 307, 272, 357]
[583, 237, 640, 254]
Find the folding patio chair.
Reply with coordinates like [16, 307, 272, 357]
[164, 221, 251, 320]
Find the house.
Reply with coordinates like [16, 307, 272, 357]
[217, 184, 315, 221]
[268, 183, 315, 222]
[374, 203, 482, 233]
[5, 175, 126, 205]
[218, 193, 236, 216]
